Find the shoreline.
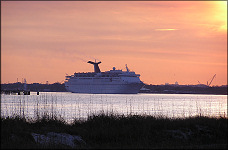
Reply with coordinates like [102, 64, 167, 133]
[1, 83, 227, 95]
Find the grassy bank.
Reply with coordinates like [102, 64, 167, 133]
[1, 113, 227, 149]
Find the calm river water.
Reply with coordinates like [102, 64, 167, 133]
[1, 92, 227, 123]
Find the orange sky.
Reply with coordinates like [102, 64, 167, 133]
[1, 1, 227, 86]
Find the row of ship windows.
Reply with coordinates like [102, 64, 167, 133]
[74, 75, 120, 77]
[72, 77, 120, 79]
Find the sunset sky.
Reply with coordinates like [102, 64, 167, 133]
[1, 1, 227, 86]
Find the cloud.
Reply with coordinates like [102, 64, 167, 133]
[155, 29, 178, 31]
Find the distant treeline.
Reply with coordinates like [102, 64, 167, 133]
[1, 82, 67, 92]
[142, 84, 227, 95]
[1, 82, 227, 95]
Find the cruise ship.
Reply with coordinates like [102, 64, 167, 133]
[65, 61, 144, 94]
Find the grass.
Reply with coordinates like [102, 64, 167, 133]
[1, 113, 227, 149]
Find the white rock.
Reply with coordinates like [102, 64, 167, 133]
[31, 132, 86, 148]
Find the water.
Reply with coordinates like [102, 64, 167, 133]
[1, 92, 227, 123]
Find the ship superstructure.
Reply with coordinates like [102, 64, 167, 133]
[65, 61, 144, 94]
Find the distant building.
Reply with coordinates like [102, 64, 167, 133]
[140, 87, 150, 92]
[196, 84, 208, 87]
[32, 83, 39, 85]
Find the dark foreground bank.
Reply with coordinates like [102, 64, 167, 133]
[1, 114, 227, 149]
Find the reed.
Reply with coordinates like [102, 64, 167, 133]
[1, 113, 227, 149]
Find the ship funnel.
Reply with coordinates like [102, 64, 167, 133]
[87, 61, 101, 73]
[125, 64, 130, 72]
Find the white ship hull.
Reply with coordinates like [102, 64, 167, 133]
[65, 82, 144, 94]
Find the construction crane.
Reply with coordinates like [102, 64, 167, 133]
[207, 74, 216, 86]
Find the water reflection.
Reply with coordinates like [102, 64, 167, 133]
[1, 92, 227, 123]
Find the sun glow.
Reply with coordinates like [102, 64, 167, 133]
[215, 1, 227, 31]
[218, 1, 227, 9]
